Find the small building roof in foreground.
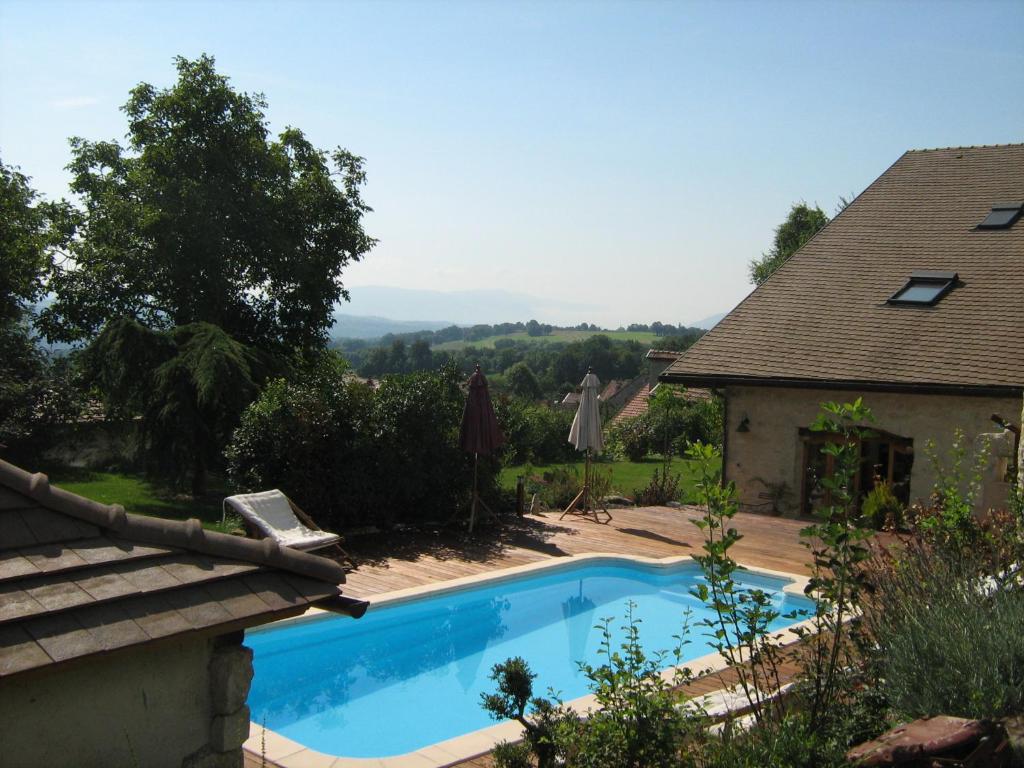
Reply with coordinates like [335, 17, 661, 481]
[662, 144, 1024, 395]
[0, 459, 364, 680]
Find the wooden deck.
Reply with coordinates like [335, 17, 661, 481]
[342, 504, 811, 600]
[244, 505, 812, 768]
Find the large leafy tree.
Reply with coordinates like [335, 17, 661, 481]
[748, 202, 829, 286]
[0, 160, 77, 456]
[40, 55, 374, 491]
[1, 159, 73, 323]
[40, 54, 375, 354]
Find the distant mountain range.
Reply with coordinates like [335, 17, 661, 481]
[331, 314, 452, 339]
[339, 285, 587, 326]
[329, 285, 730, 340]
[689, 311, 726, 329]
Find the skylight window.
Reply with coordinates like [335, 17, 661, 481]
[977, 202, 1023, 230]
[887, 270, 957, 306]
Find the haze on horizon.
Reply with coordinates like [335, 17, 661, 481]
[2, 0, 1022, 329]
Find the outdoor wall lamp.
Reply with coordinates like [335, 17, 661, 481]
[737, 416, 750, 433]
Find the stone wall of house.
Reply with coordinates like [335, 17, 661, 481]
[0, 633, 254, 768]
[724, 385, 1021, 516]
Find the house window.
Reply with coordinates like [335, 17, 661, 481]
[977, 202, 1022, 230]
[800, 428, 913, 516]
[887, 270, 956, 306]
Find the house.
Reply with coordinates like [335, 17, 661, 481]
[612, 350, 713, 425]
[661, 144, 1024, 516]
[0, 458, 366, 768]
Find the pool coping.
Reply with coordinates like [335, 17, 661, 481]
[244, 553, 814, 768]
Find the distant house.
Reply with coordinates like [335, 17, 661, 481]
[612, 350, 712, 425]
[661, 144, 1024, 516]
[557, 390, 582, 410]
[0, 458, 365, 768]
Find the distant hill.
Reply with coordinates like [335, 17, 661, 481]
[431, 328, 660, 351]
[331, 313, 452, 340]
[690, 311, 727, 329]
[341, 285, 586, 326]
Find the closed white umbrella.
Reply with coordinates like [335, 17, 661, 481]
[562, 368, 611, 523]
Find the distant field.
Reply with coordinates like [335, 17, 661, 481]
[432, 329, 661, 351]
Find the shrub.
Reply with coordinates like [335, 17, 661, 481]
[538, 466, 581, 509]
[632, 465, 681, 506]
[0, 321, 86, 463]
[227, 358, 497, 529]
[863, 535, 1024, 719]
[910, 428, 989, 545]
[494, 397, 576, 465]
[482, 605, 701, 768]
[606, 414, 653, 462]
[860, 481, 904, 530]
[606, 394, 724, 463]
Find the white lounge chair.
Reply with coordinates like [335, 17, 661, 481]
[223, 490, 352, 566]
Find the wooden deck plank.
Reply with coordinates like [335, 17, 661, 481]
[342, 505, 810, 600]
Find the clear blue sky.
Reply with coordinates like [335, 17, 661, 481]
[2, 0, 1022, 327]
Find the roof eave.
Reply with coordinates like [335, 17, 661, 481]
[658, 371, 1023, 398]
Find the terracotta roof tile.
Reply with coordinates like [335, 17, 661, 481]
[0, 458, 366, 679]
[663, 144, 1024, 392]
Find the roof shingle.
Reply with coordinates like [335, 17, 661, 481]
[662, 145, 1024, 392]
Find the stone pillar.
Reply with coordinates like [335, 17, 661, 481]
[183, 633, 254, 768]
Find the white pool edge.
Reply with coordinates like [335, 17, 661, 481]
[244, 553, 813, 768]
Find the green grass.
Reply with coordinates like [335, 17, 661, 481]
[45, 468, 237, 532]
[499, 455, 717, 504]
[432, 329, 660, 351]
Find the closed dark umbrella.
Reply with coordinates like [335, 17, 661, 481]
[460, 364, 505, 532]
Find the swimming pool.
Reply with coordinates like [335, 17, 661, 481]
[246, 555, 812, 762]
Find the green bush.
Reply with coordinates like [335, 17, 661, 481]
[606, 395, 723, 463]
[606, 414, 653, 462]
[538, 466, 582, 509]
[699, 711, 852, 768]
[911, 428, 989, 545]
[632, 465, 682, 506]
[863, 535, 1024, 720]
[482, 605, 701, 768]
[226, 358, 498, 529]
[860, 482, 904, 530]
[494, 397, 576, 465]
[0, 321, 86, 463]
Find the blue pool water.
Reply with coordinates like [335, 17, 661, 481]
[246, 558, 812, 758]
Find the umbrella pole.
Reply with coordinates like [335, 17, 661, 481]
[584, 449, 592, 514]
[469, 452, 479, 533]
[561, 449, 594, 520]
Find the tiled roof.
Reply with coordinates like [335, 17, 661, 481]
[613, 384, 652, 423]
[0, 459, 365, 679]
[662, 144, 1024, 393]
[645, 350, 681, 361]
[599, 379, 627, 400]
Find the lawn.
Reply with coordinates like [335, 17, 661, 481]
[45, 468, 237, 532]
[432, 329, 661, 351]
[498, 455, 718, 505]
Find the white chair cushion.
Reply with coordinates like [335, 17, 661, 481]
[224, 490, 340, 551]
